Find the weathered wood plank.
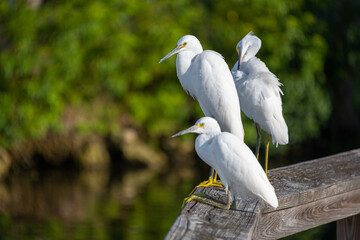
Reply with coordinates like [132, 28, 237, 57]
[337, 214, 360, 240]
[254, 188, 360, 239]
[166, 149, 360, 240]
[265, 149, 360, 213]
[165, 187, 262, 240]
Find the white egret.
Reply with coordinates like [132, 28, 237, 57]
[172, 117, 278, 209]
[231, 32, 288, 175]
[159, 35, 244, 188]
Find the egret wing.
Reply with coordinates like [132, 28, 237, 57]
[233, 57, 288, 145]
[190, 51, 244, 140]
[213, 133, 278, 207]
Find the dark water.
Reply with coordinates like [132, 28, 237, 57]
[0, 164, 194, 240]
[0, 159, 336, 240]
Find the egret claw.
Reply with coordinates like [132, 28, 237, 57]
[182, 176, 224, 209]
[186, 177, 224, 198]
[182, 192, 231, 210]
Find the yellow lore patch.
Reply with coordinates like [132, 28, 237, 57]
[178, 42, 187, 48]
[195, 122, 205, 128]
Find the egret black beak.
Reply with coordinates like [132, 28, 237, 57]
[171, 125, 197, 137]
[172, 123, 203, 137]
[237, 48, 244, 70]
[159, 45, 183, 63]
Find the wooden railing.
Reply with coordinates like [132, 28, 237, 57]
[165, 149, 360, 240]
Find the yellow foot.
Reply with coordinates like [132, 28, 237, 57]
[182, 193, 197, 208]
[189, 177, 223, 195]
[182, 192, 230, 210]
[197, 178, 224, 188]
[182, 177, 224, 208]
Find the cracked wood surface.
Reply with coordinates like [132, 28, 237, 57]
[165, 149, 360, 240]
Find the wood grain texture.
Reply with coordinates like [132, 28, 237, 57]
[166, 149, 360, 240]
[254, 188, 360, 239]
[337, 214, 360, 240]
[266, 149, 360, 213]
[165, 186, 263, 240]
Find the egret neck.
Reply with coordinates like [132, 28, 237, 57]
[195, 126, 221, 148]
[176, 48, 202, 89]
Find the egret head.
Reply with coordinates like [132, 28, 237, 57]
[159, 35, 203, 63]
[172, 117, 221, 137]
[236, 31, 261, 66]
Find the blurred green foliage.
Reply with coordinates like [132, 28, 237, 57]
[0, 1, 359, 239]
[0, 0, 339, 149]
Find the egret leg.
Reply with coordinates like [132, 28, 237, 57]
[183, 188, 231, 210]
[255, 123, 261, 160]
[185, 168, 223, 198]
[206, 168, 222, 187]
[265, 134, 270, 176]
[213, 169, 219, 182]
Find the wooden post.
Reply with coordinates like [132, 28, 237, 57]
[337, 214, 360, 240]
[165, 149, 360, 240]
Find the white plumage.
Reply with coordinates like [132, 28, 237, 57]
[173, 117, 278, 208]
[231, 32, 288, 146]
[160, 35, 244, 141]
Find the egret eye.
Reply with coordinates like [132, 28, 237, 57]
[199, 123, 205, 127]
[236, 47, 240, 54]
[178, 42, 187, 48]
